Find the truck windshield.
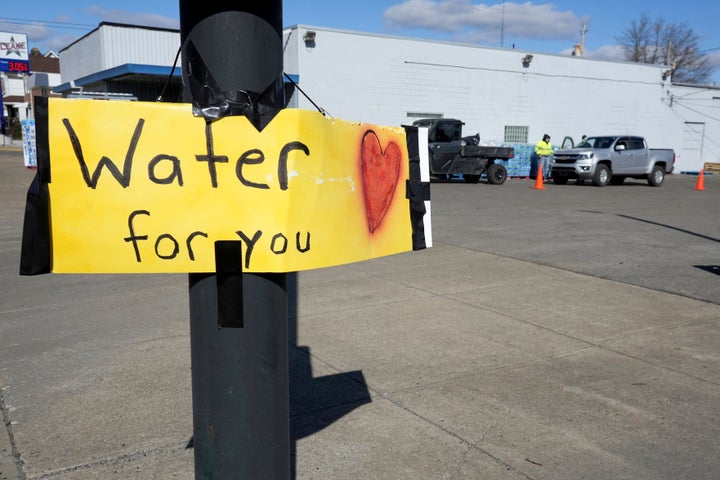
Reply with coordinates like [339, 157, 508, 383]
[575, 136, 617, 149]
[432, 122, 462, 143]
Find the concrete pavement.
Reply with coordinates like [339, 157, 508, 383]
[1, 150, 719, 479]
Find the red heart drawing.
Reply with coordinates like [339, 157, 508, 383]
[360, 130, 402, 233]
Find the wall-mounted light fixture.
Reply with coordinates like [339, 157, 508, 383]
[522, 54, 533, 67]
[303, 31, 316, 47]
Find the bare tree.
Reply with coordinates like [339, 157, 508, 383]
[616, 13, 713, 84]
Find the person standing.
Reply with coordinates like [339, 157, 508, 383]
[534, 133, 553, 179]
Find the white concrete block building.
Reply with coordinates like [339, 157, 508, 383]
[284, 25, 720, 173]
[53, 22, 720, 173]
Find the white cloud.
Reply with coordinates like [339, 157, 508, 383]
[583, 44, 625, 61]
[85, 7, 179, 29]
[0, 22, 53, 43]
[46, 33, 83, 52]
[707, 51, 720, 70]
[383, 0, 588, 43]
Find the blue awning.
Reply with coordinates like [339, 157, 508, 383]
[54, 63, 300, 94]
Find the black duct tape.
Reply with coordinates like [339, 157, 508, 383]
[181, 10, 285, 130]
[215, 240, 245, 329]
[19, 97, 51, 275]
[404, 126, 431, 251]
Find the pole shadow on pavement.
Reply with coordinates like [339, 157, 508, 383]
[184, 273, 372, 479]
[287, 273, 372, 478]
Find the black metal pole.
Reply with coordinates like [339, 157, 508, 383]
[188, 272, 289, 479]
[180, 2, 289, 479]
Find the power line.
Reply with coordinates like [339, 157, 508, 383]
[0, 17, 95, 31]
[673, 99, 720, 123]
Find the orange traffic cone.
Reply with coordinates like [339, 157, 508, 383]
[533, 160, 546, 190]
[695, 170, 705, 191]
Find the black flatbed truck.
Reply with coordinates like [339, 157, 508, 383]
[413, 118, 514, 184]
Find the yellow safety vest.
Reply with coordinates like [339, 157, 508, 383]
[534, 140, 553, 157]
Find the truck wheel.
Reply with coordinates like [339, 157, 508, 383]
[486, 164, 507, 185]
[593, 164, 610, 187]
[463, 174, 481, 183]
[647, 165, 665, 186]
[610, 176, 626, 185]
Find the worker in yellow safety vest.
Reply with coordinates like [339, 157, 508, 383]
[534, 134, 554, 179]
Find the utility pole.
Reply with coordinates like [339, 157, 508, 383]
[572, 24, 588, 57]
[579, 24, 588, 56]
[179, 2, 290, 479]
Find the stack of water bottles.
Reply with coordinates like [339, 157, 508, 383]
[493, 143, 534, 178]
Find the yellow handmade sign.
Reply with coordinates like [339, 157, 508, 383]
[41, 98, 430, 273]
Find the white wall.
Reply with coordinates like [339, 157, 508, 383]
[1, 72, 29, 121]
[285, 25, 719, 172]
[100, 25, 180, 70]
[664, 84, 720, 172]
[3, 73, 25, 97]
[59, 29, 104, 83]
[60, 24, 180, 83]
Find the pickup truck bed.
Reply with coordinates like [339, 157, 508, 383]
[414, 118, 515, 184]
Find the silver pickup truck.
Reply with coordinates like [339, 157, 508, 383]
[550, 136, 675, 187]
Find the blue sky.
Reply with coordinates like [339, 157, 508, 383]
[5, 0, 720, 84]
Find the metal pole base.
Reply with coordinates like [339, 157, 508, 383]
[189, 272, 289, 479]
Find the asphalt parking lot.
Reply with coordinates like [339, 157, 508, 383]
[1, 149, 719, 479]
[430, 173, 720, 304]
